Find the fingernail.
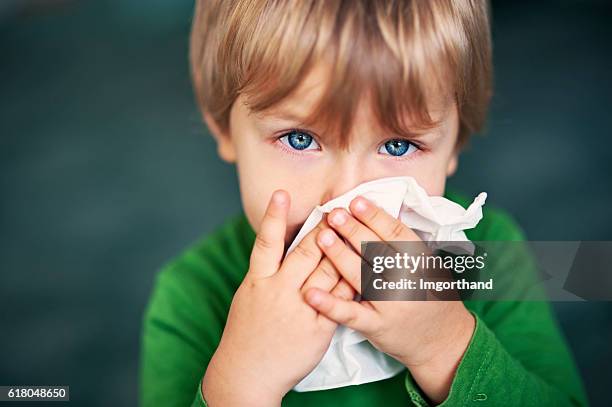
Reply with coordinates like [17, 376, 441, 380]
[353, 197, 369, 213]
[319, 230, 336, 247]
[307, 291, 322, 306]
[329, 210, 347, 226]
[272, 191, 286, 205]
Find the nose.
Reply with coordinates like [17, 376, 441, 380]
[320, 155, 372, 203]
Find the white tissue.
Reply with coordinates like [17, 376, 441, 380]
[287, 176, 487, 392]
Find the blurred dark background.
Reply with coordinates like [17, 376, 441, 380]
[1, 0, 611, 405]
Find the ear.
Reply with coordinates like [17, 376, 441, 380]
[203, 111, 236, 163]
[446, 153, 458, 177]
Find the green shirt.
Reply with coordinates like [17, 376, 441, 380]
[140, 193, 588, 406]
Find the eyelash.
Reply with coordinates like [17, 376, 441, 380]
[379, 139, 425, 161]
[273, 128, 425, 160]
[273, 129, 321, 157]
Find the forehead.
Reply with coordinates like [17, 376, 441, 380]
[248, 62, 455, 143]
[251, 64, 330, 123]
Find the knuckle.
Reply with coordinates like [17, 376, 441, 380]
[345, 221, 360, 240]
[389, 220, 405, 240]
[267, 208, 283, 220]
[238, 276, 260, 295]
[293, 244, 318, 262]
[254, 234, 273, 251]
[343, 309, 358, 326]
[335, 283, 354, 300]
[247, 279, 258, 290]
[343, 281, 356, 297]
[318, 259, 339, 283]
[245, 277, 263, 290]
[366, 207, 383, 225]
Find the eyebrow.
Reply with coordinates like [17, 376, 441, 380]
[255, 108, 444, 143]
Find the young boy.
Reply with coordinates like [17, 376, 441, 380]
[140, 1, 587, 406]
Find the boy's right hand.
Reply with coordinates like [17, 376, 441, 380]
[202, 190, 353, 407]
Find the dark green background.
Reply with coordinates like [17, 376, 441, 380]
[1, 0, 611, 405]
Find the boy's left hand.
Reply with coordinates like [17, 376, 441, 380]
[303, 196, 476, 404]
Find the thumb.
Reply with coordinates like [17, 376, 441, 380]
[248, 190, 290, 278]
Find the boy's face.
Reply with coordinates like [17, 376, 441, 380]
[206, 65, 460, 247]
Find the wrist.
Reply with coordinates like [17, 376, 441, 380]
[403, 305, 475, 404]
[202, 347, 283, 407]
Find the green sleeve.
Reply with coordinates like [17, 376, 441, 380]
[140, 264, 218, 407]
[402, 207, 588, 406]
[140, 215, 250, 407]
[191, 385, 207, 407]
[404, 309, 587, 406]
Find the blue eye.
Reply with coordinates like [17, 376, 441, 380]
[378, 139, 418, 157]
[279, 130, 320, 151]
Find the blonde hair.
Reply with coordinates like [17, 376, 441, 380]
[190, 0, 492, 148]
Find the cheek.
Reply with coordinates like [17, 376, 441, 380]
[236, 170, 270, 235]
[411, 168, 446, 196]
[400, 150, 455, 196]
[237, 168, 320, 244]
[232, 141, 323, 244]
[418, 177, 447, 196]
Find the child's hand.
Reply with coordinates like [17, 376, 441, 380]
[303, 196, 476, 404]
[202, 190, 352, 407]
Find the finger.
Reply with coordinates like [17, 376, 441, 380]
[248, 190, 289, 278]
[301, 257, 341, 294]
[304, 288, 379, 335]
[350, 196, 420, 242]
[330, 278, 356, 301]
[326, 207, 380, 255]
[278, 219, 328, 287]
[317, 228, 363, 293]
